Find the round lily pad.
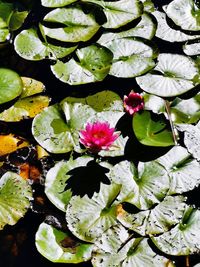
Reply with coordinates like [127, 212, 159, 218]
[108, 159, 170, 209]
[45, 156, 93, 211]
[0, 68, 23, 104]
[66, 183, 122, 242]
[42, 7, 100, 42]
[103, 37, 156, 78]
[0, 172, 32, 230]
[165, 0, 200, 31]
[136, 53, 200, 97]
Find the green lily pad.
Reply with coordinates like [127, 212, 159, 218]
[0, 68, 23, 104]
[153, 11, 200, 42]
[45, 156, 93, 211]
[51, 44, 113, 84]
[32, 104, 74, 154]
[66, 183, 122, 242]
[165, 0, 200, 31]
[36, 222, 93, 263]
[0, 1, 13, 29]
[14, 28, 77, 61]
[9, 11, 29, 31]
[42, 7, 100, 42]
[133, 110, 174, 147]
[41, 0, 77, 7]
[32, 91, 124, 154]
[140, 0, 155, 12]
[108, 159, 169, 209]
[170, 93, 200, 124]
[157, 145, 200, 194]
[151, 207, 200, 255]
[92, 230, 172, 267]
[82, 0, 142, 29]
[136, 53, 200, 97]
[103, 37, 156, 78]
[97, 13, 156, 46]
[0, 172, 32, 230]
[118, 195, 186, 236]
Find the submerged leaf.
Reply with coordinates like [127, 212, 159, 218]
[0, 134, 29, 156]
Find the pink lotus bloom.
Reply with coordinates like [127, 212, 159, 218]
[79, 122, 119, 153]
[123, 91, 144, 115]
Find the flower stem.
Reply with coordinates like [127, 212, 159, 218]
[186, 256, 190, 267]
[165, 100, 178, 145]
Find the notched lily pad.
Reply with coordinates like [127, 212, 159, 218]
[136, 53, 200, 97]
[42, 7, 100, 42]
[102, 37, 156, 78]
[45, 156, 93, 211]
[157, 145, 200, 194]
[14, 28, 77, 61]
[51, 44, 113, 85]
[0, 172, 32, 230]
[36, 222, 93, 263]
[152, 207, 200, 255]
[41, 0, 77, 7]
[133, 110, 174, 147]
[108, 159, 170, 209]
[66, 183, 122, 242]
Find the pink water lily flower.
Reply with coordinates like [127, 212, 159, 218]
[123, 91, 144, 115]
[79, 121, 119, 153]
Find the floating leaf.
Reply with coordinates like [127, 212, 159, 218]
[0, 134, 29, 156]
[42, 7, 100, 42]
[177, 122, 200, 161]
[0, 96, 50, 122]
[82, 0, 142, 29]
[36, 222, 93, 263]
[183, 41, 200, 56]
[165, 0, 200, 31]
[66, 183, 121, 242]
[157, 145, 200, 194]
[153, 11, 200, 42]
[92, 231, 172, 267]
[41, 0, 77, 7]
[0, 28, 9, 42]
[108, 160, 169, 209]
[14, 28, 77, 61]
[0, 68, 23, 104]
[21, 77, 45, 98]
[51, 44, 113, 84]
[143, 93, 165, 114]
[136, 53, 200, 97]
[0, 172, 32, 230]
[170, 93, 200, 124]
[118, 196, 186, 236]
[9, 11, 29, 31]
[133, 110, 174, 147]
[152, 207, 200, 255]
[32, 91, 124, 154]
[102, 37, 155, 78]
[45, 156, 92, 211]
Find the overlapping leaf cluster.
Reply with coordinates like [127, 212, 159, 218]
[0, 0, 200, 266]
